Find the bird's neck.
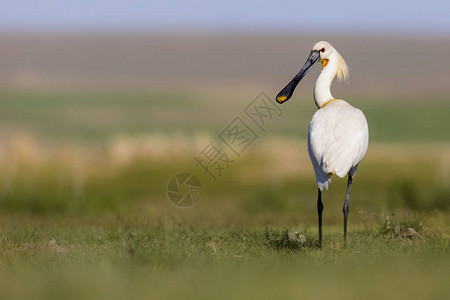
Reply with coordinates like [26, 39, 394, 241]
[314, 56, 338, 109]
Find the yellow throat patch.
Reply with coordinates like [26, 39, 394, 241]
[320, 59, 329, 69]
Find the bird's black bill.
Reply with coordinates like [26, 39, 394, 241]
[276, 50, 320, 103]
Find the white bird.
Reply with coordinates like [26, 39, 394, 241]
[276, 41, 369, 247]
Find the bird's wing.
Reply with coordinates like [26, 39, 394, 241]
[308, 101, 368, 179]
[308, 110, 333, 190]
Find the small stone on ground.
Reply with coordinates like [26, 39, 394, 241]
[288, 232, 307, 244]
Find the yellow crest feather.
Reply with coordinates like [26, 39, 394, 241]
[335, 51, 349, 83]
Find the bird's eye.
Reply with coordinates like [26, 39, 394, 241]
[320, 48, 325, 52]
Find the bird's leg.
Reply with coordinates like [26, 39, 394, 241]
[317, 188, 323, 248]
[343, 174, 353, 244]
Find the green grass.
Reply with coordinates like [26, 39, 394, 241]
[0, 213, 448, 300]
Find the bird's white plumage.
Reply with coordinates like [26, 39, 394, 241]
[308, 99, 368, 191]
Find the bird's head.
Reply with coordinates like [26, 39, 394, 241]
[313, 41, 349, 83]
[313, 41, 332, 69]
[276, 41, 348, 104]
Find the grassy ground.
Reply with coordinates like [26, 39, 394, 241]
[0, 213, 448, 299]
[0, 89, 448, 299]
[0, 141, 448, 299]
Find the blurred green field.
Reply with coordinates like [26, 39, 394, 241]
[0, 89, 448, 142]
[0, 89, 448, 299]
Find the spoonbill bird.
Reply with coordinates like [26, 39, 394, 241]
[276, 41, 369, 246]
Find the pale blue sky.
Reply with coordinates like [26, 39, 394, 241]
[1, 0, 449, 34]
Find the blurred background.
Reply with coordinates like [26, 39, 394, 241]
[0, 0, 449, 223]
